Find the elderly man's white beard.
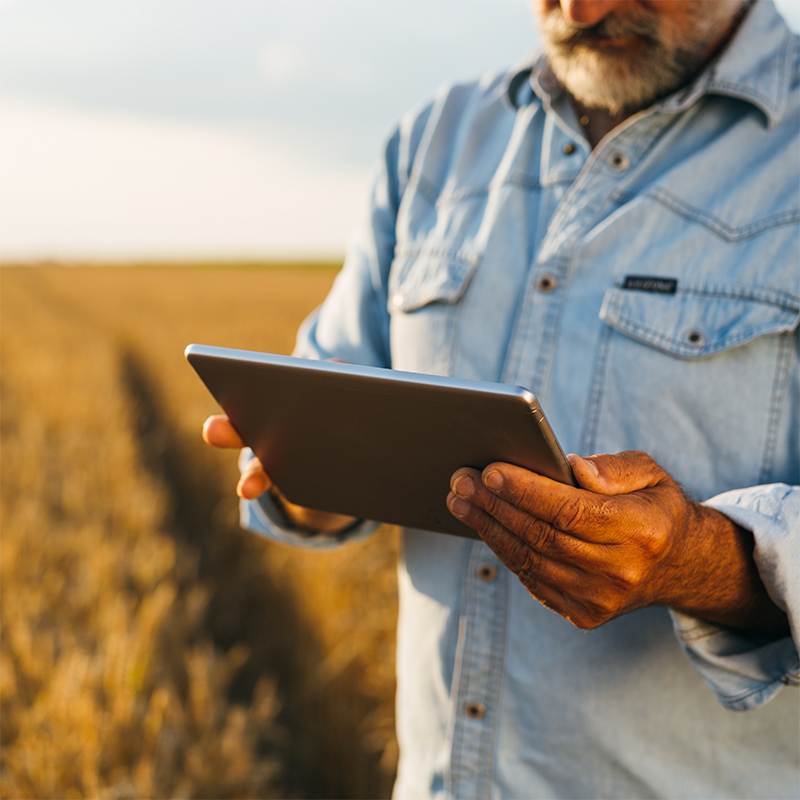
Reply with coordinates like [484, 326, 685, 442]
[540, 0, 745, 115]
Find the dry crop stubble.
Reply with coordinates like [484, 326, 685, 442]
[0, 264, 399, 799]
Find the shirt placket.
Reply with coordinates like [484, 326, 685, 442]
[446, 110, 675, 799]
[502, 110, 667, 396]
[446, 542, 508, 799]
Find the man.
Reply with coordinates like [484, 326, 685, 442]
[205, 0, 799, 796]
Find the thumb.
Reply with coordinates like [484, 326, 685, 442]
[567, 450, 668, 495]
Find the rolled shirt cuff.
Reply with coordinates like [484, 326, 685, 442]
[669, 483, 800, 710]
[237, 448, 381, 550]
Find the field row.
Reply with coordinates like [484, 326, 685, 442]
[0, 266, 399, 799]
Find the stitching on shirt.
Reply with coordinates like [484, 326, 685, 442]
[706, 33, 794, 127]
[721, 683, 781, 706]
[482, 571, 508, 800]
[420, 163, 553, 211]
[610, 186, 800, 243]
[445, 554, 471, 795]
[608, 307, 798, 358]
[707, 79, 779, 120]
[448, 543, 507, 796]
[414, 173, 441, 205]
[498, 262, 540, 387]
[581, 323, 613, 455]
[444, 277, 470, 376]
[433, 173, 547, 207]
[760, 332, 794, 484]
[534, 262, 572, 399]
[671, 285, 800, 312]
[612, 282, 800, 313]
[393, 246, 481, 269]
[676, 623, 728, 642]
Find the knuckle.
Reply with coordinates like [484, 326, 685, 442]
[584, 593, 624, 624]
[516, 544, 541, 576]
[517, 515, 556, 552]
[637, 521, 671, 560]
[613, 563, 646, 592]
[572, 612, 601, 630]
[552, 495, 586, 531]
[501, 479, 536, 511]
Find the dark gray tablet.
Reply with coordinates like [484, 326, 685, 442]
[186, 343, 576, 539]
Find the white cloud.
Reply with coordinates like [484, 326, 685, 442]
[0, 99, 371, 260]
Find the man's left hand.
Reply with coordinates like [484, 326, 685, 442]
[447, 451, 789, 635]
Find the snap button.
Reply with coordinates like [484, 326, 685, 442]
[685, 329, 706, 347]
[476, 563, 498, 582]
[610, 151, 630, 171]
[465, 701, 486, 720]
[536, 274, 558, 293]
[562, 142, 576, 155]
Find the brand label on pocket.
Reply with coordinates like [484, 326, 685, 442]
[622, 275, 678, 294]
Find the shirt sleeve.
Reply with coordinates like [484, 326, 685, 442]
[669, 483, 800, 711]
[237, 105, 433, 549]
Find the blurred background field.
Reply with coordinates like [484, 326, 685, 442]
[0, 262, 399, 799]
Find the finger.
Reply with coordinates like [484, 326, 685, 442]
[515, 569, 571, 617]
[446, 469, 487, 529]
[515, 570, 607, 630]
[237, 459, 273, 499]
[203, 415, 245, 449]
[450, 471, 596, 562]
[476, 463, 621, 542]
[449, 487, 601, 598]
[566, 451, 669, 495]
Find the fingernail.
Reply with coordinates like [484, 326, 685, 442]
[453, 474, 474, 498]
[484, 470, 503, 491]
[449, 495, 470, 518]
[568, 453, 599, 478]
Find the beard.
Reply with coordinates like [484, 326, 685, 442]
[539, 1, 745, 115]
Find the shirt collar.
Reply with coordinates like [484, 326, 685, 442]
[504, 0, 796, 128]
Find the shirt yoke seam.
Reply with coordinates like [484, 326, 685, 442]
[611, 186, 800, 243]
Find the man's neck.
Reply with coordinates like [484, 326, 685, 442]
[572, 101, 628, 149]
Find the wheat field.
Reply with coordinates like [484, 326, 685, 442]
[0, 264, 399, 799]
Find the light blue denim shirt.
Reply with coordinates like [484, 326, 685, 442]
[241, 1, 800, 796]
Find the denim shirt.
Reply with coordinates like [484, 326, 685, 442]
[241, 1, 800, 796]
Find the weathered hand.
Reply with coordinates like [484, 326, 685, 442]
[447, 451, 788, 634]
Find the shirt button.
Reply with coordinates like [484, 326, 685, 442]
[465, 701, 486, 720]
[476, 563, 498, 582]
[685, 329, 706, 347]
[536, 274, 558, 293]
[610, 151, 630, 171]
[391, 292, 405, 307]
[562, 142, 576, 155]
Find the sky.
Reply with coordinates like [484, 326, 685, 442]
[1, 0, 798, 262]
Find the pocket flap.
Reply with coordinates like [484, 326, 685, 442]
[388, 255, 478, 313]
[600, 287, 800, 358]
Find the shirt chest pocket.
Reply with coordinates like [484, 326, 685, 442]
[387, 254, 479, 376]
[589, 287, 800, 500]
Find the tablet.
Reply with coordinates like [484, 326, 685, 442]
[186, 344, 576, 539]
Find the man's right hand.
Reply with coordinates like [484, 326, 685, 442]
[202, 414, 358, 533]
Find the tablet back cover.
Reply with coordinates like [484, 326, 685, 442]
[187, 345, 574, 538]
